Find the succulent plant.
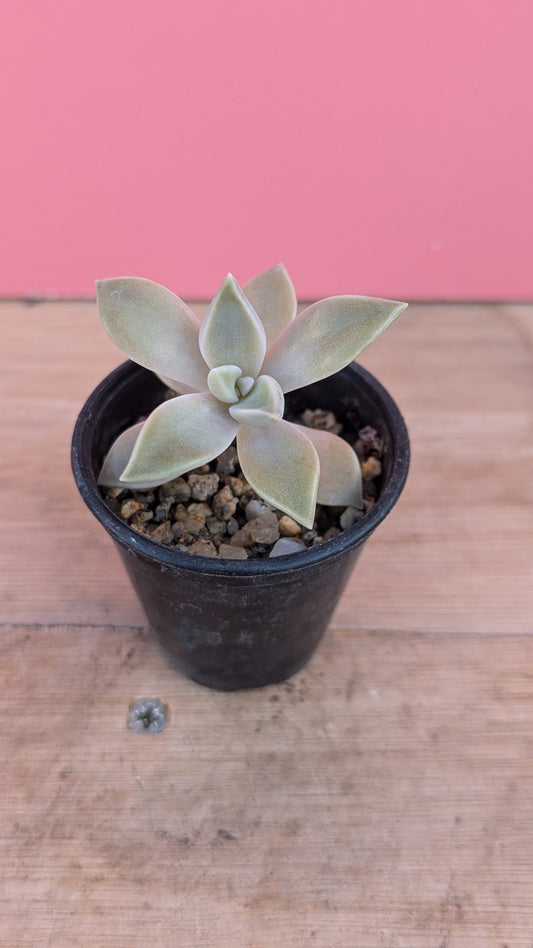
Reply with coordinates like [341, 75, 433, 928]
[97, 265, 406, 529]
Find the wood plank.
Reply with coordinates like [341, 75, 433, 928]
[2, 301, 532, 632]
[2, 623, 533, 946]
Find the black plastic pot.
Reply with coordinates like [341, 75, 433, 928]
[71, 361, 409, 690]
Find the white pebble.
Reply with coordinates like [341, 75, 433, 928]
[269, 537, 307, 558]
[339, 506, 363, 530]
[245, 499, 271, 521]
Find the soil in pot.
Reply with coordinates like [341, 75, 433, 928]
[99, 392, 385, 560]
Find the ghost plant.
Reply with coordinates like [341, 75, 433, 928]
[97, 265, 406, 530]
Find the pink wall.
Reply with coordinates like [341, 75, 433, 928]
[2, 1, 532, 300]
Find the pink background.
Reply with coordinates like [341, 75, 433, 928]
[2, 1, 532, 300]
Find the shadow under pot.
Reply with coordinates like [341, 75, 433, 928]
[71, 361, 409, 691]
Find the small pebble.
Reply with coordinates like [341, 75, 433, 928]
[216, 446, 239, 477]
[133, 490, 155, 504]
[246, 511, 280, 544]
[302, 529, 318, 543]
[218, 543, 248, 560]
[245, 499, 271, 521]
[120, 499, 145, 520]
[230, 511, 280, 548]
[360, 456, 382, 481]
[173, 503, 189, 522]
[323, 527, 341, 541]
[188, 539, 218, 557]
[278, 515, 302, 537]
[149, 521, 174, 544]
[187, 502, 212, 522]
[269, 537, 307, 557]
[159, 477, 191, 501]
[356, 426, 382, 454]
[172, 507, 206, 536]
[225, 476, 248, 497]
[188, 472, 220, 501]
[212, 485, 238, 520]
[154, 500, 173, 522]
[301, 408, 342, 434]
[107, 486, 125, 499]
[181, 516, 208, 537]
[207, 517, 228, 537]
[339, 506, 363, 530]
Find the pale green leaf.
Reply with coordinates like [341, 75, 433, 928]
[156, 373, 201, 395]
[243, 263, 297, 347]
[199, 274, 266, 378]
[237, 421, 319, 529]
[121, 394, 239, 485]
[236, 376, 254, 397]
[295, 424, 362, 508]
[97, 277, 208, 392]
[207, 365, 242, 403]
[262, 296, 407, 393]
[98, 422, 150, 487]
[229, 375, 284, 427]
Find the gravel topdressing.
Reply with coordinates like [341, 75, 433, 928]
[101, 403, 384, 560]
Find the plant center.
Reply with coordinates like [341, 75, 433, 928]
[207, 365, 284, 427]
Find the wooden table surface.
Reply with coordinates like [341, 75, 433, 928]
[2, 299, 532, 947]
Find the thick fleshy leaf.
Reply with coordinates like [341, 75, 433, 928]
[199, 274, 266, 378]
[156, 373, 201, 396]
[237, 420, 319, 528]
[121, 394, 239, 485]
[262, 296, 407, 393]
[229, 375, 284, 427]
[97, 277, 208, 392]
[295, 425, 363, 508]
[236, 376, 254, 397]
[243, 263, 297, 347]
[98, 422, 148, 487]
[207, 365, 242, 403]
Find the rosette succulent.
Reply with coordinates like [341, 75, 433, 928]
[97, 265, 406, 529]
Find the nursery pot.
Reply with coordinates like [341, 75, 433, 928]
[71, 361, 409, 690]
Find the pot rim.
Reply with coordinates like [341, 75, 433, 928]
[71, 360, 409, 577]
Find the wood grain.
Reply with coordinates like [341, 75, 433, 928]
[2, 624, 533, 947]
